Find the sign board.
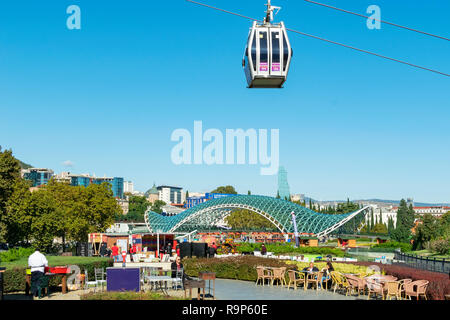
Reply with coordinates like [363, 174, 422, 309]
[116, 239, 128, 253]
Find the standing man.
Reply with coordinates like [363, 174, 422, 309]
[111, 243, 120, 262]
[28, 248, 48, 297]
[261, 243, 267, 256]
[166, 242, 172, 257]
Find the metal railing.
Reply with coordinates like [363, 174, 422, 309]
[394, 250, 450, 274]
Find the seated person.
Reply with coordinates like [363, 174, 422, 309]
[171, 256, 192, 282]
[302, 262, 319, 273]
[320, 261, 334, 289]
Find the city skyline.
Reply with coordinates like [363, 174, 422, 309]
[16, 160, 450, 205]
[1, 1, 449, 203]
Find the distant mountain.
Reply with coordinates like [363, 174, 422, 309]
[18, 160, 33, 170]
[317, 198, 449, 207]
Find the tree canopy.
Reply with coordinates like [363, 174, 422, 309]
[225, 209, 277, 231]
[116, 195, 150, 222]
[211, 185, 237, 194]
[1, 148, 121, 251]
[390, 199, 415, 243]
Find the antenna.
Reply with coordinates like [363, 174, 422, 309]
[265, 0, 281, 24]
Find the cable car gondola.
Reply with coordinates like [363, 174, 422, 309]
[243, 1, 292, 88]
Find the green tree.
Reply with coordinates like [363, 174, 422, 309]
[248, 190, 251, 195]
[211, 186, 237, 194]
[391, 199, 414, 243]
[0, 147, 21, 241]
[151, 200, 166, 214]
[225, 209, 276, 231]
[124, 195, 150, 222]
[439, 211, 450, 239]
[276, 191, 280, 199]
[372, 223, 388, 234]
[413, 214, 440, 250]
[369, 211, 374, 232]
[387, 216, 395, 235]
[29, 190, 59, 250]
[4, 178, 33, 245]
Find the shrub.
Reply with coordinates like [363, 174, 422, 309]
[0, 247, 35, 263]
[183, 256, 377, 283]
[183, 256, 296, 281]
[2, 258, 113, 293]
[285, 261, 377, 276]
[371, 241, 412, 252]
[428, 238, 450, 255]
[235, 242, 345, 257]
[344, 261, 450, 300]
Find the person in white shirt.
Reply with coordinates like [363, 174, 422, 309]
[28, 248, 48, 297]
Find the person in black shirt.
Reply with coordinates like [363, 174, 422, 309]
[302, 262, 319, 273]
[171, 256, 183, 278]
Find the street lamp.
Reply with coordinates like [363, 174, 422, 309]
[156, 229, 162, 259]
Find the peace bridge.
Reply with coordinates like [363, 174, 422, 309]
[144, 195, 370, 237]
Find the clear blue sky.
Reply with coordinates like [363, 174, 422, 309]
[0, 1, 449, 203]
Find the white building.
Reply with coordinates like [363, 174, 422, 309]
[393, 206, 450, 218]
[188, 192, 206, 198]
[117, 199, 129, 215]
[365, 204, 397, 226]
[123, 181, 134, 194]
[290, 194, 305, 202]
[157, 185, 185, 205]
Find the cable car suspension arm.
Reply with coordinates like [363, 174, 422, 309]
[186, 0, 449, 77]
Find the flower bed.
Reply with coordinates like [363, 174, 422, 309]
[344, 261, 450, 300]
[183, 256, 374, 282]
[236, 242, 345, 257]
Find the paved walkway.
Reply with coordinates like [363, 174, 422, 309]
[3, 279, 357, 300]
[213, 279, 357, 300]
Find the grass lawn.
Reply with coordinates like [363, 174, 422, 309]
[412, 250, 450, 259]
[0, 256, 111, 269]
[81, 291, 188, 300]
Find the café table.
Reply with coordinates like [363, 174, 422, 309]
[198, 272, 216, 300]
[184, 279, 206, 300]
[143, 269, 172, 295]
[25, 272, 70, 295]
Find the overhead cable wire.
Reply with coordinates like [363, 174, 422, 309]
[304, 0, 450, 42]
[186, 0, 449, 77]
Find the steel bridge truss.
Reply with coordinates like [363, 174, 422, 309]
[144, 195, 371, 237]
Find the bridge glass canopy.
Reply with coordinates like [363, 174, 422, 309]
[145, 195, 366, 236]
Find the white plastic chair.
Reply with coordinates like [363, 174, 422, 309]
[172, 269, 183, 290]
[94, 268, 107, 291]
[84, 270, 98, 293]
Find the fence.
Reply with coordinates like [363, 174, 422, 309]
[394, 250, 450, 274]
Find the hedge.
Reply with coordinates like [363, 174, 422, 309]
[2, 258, 114, 293]
[0, 247, 35, 263]
[236, 242, 345, 257]
[183, 256, 296, 281]
[344, 261, 450, 300]
[370, 241, 412, 252]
